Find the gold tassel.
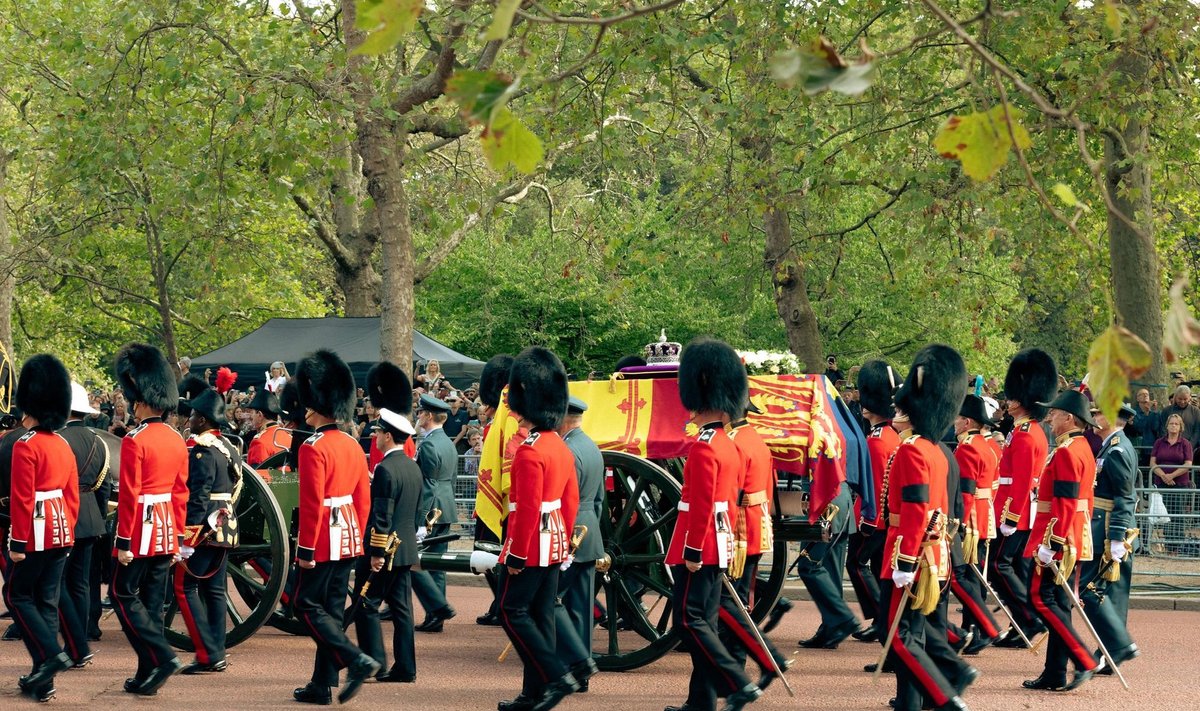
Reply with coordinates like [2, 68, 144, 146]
[1059, 544, 1077, 586]
[911, 559, 940, 615]
[729, 508, 748, 579]
[962, 525, 979, 565]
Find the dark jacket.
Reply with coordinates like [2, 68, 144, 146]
[1094, 430, 1138, 542]
[59, 420, 113, 539]
[0, 426, 29, 525]
[563, 426, 605, 562]
[186, 431, 238, 532]
[416, 427, 459, 525]
[365, 448, 423, 567]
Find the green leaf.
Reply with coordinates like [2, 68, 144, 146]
[1087, 323, 1151, 423]
[352, 0, 424, 56]
[771, 37, 876, 96]
[485, 0, 521, 42]
[445, 70, 514, 124]
[1103, 1, 1124, 35]
[480, 108, 543, 175]
[932, 105, 1032, 181]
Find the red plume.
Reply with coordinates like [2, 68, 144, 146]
[215, 366, 237, 394]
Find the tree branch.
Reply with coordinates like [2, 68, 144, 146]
[519, 0, 686, 26]
[291, 192, 354, 271]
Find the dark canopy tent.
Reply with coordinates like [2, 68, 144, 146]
[190, 317, 485, 391]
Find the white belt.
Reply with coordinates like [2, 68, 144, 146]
[324, 495, 353, 507]
[210, 493, 232, 502]
[138, 493, 173, 556]
[508, 502, 518, 512]
[714, 501, 729, 513]
[677, 502, 689, 512]
[35, 489, 64, 502]
[540, 499, 562, 513]
[139, 493, 172, 505]
[998, 477, 1014, 485]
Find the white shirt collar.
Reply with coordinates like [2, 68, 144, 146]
[383, 444, 407, 458]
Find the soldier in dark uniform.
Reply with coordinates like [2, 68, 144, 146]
[412, 393, 460, 632]
[352, 360, 422, 683]
[290, 350, 377, 705]
[7, 355, 79, 702]
[666, 338, 761, 711]
[57, 382, 113, 669]
[1081, 402, 1140, 674]
[496, 347, 581, 711]
[174, 388, 239, 673]
[553, 396, 603, 692]
[111, 343, 189, 696]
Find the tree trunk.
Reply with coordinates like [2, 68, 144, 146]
[0, 147, 14, 359]
[1105, 45, 1166, 392]
[763, 204, 824, 372]
[336, 260, 381, 317]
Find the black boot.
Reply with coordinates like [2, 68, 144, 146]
[531, 672, 580, 711]
[721, 683, 762, 711]
[338, 653, 382, 704]
[293, 683, 332, 705]
[137, 657, 183, 696]
[497, 693, 537, 711]
[1021, 672, 1066, 691]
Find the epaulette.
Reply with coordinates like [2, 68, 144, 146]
[127, 423, 149, 438]
[963, 434, 976, 445]
[869, 423, 884, 438]
[903, 434, 920, 445]
[305, 431, 325, 446]
[1018, 421, 1033, 432]
[17, 430, 35, 443]
[522, 431, 541, 446]
[698, 429, 717, 444]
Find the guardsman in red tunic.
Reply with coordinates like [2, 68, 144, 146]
[246, 389, 291, 470]
[949, 395, 1002, 653]
[990, 349, 1056, 647]
[665, 338, 761, 711]
[496, 347, 582, 711]
[1021, 390, 1100, 692]
[722, 401, 790, 690]
[7, 355, 79, 702]
[111, 343, 189, 696]
[847, 360, 899, 642]
[883, 345, 970, 711]
[290, 350, 376, 706]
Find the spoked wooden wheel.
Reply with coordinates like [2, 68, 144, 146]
[593, 451, 682, 671]
[165, 463, 290, 649]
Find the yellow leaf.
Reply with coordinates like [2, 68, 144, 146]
[1051, 182, 1090, 211]
[352, 0, 424, 56]
[480, 108, 543, 175]
[1163, 278, 1200, 363]
[1087, 324, 1152, 423]
[932, 105, 1032, 182]
[1104, 1, 1124, 35]
[485, 0, 521, 41]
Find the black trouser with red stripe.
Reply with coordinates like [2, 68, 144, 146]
[719, 554, 786, 675]
[1029, 564, 1098, 679]
[884, 577, 957, 711]
[847, 526, 884, 625]
[950, 563, 1000, 639]
[59, 536, 98, 663]
[112, 554, 177, 680]
[295, 558, 362, 687]
[7, 548, 69, 670]
[174, 547, 229, 665]
[990, 530, 1040, 634]
[672, 564, 751, 711]
[500, 565, 566, 698]
[352, 557, 415, 678]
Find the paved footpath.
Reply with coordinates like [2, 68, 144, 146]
[1, 585, 1193, 710]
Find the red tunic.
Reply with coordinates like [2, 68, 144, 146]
[883, 436, 949, 581]
[247, 423, 292, 468]
[729, 423, 775, 556]
[859, 422, 900, 528]
[994, 419, 1047, 531]
[296, 424, 371, 563]
[1024, 433, 1096, 560]
[955, 431, 1000, 538]
[666, 425, 742, 567]
[114, 419, 189, 557]
[501, 430, 579, 568]
[8, 429, 80, 553]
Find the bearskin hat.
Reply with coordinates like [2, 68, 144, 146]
[856, 359, 898, 418]
[678, 337, 747, 421]
[16, 354, 71, 430]
[367, 360, 413, 416]
[177, 374, 209, 417]
[296, 349, 356, 422]
[1003, 348, 1058, 419]
[893, 344, 967, 439]
[506, 347, 568, 430]
[278, 381, 303, 426]
[115, 343, 178, 412]
[479, 354, 515, 409]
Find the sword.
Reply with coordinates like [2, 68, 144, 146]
[965, 561, 1034, 653]
[1043, 559, 1130, 691]
[873, 585, 911, 683]
[1085, 528, 1140, 600]
[343, 535, 401, 631]
[719, 573, 793, 697]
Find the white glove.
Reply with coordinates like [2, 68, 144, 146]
[891, 569, 917, 588]
[999, 523, 1017, 537]
[416, 526, 428, 543]
[559, 554, 575, 572]
[1109, 540, 1128, 562]
[180, 545, 195, 560]
[1036, 544, 1055, 566]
